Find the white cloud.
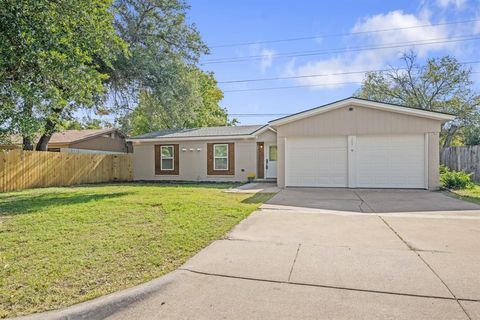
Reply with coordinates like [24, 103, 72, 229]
[351, 10, 448, 54]
[259, 48, 275, 72]
[436, 0, 466, 9]
[286, 10, 456, 90]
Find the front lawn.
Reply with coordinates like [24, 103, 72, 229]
[0, 183, 274, 318]
[448, 184, 480, 205]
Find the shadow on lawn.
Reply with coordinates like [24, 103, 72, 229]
[0, 192, 130, 216]
[241, 193, 277, 204]
[134, 181, 242, 189]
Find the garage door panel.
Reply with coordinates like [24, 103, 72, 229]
[286, 137, 347, 187]
[286, 134, 426, 189]
[356, 135, 425, 188]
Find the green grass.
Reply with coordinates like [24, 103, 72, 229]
[0, 183, 275, 318]
[447, 184, 480, 205]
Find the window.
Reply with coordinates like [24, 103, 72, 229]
[214, 144, 228, 170]
[161, 145, 174, 170]
[269, 145, 278, 161]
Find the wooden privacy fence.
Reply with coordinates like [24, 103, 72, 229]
[0, 150, 133, 192]
[440, 145, 480, 182]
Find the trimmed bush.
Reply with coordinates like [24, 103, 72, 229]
[440, 166, 474, 190]
[439, 164, 449, 174]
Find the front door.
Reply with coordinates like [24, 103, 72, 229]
[265, 144, 277, 178]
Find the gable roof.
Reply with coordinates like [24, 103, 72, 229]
[49, 129, 123, 144]
[129, 125, 265, 141]
[269, 97, 455, 126]
[7, 129, 124, 145]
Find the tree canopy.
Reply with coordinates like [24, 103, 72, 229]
[0, 0, 126, 149]
[0, 0, 231, 150]
[355, 52, 480, 147]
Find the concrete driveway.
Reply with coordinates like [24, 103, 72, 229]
[108, 189, 480, 320]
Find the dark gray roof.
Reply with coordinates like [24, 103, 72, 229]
[131, 125, 265, 139]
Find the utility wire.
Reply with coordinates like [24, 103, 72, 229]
[219, 61, 480, 84]
[224, 82, 362, 92]
[210, 19, 480, 48]
[203, 35, 480, 64]
[223, 71, 480, 93]
[229, 113, 290, 117]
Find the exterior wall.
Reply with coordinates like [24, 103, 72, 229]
[275, 104, 444, 188]
[256, 129, 277, 143]
[67, 133, 130, 153]
[132, 130, 278, 182]
[276, 104, 441, 137]
[428, 132, 440, 190]
[133, 139, 257, 182]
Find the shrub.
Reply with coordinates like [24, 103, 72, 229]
[439, 164, 449, 174]
[440, 166, 474, 190]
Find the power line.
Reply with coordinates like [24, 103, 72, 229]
[229, 113, 290, 117]
[224, 82, 362, 92]
[203, 35, 480, 64]
[210, 19, 480, 48]
[219, 61, 480, 84]
[223, 71, 480, 93]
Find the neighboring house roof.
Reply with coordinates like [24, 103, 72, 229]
[269, 97, 455, 126]
[48, 129, 121, 144]
[129, 125, 266, 141]
[6, 128, 125, 145]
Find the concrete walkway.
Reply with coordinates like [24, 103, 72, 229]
[105, 190, 480, 319]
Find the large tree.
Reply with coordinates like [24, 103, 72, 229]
[121, 67, 232, 135]
[355, 52, 480, 147]
[0, 0, 126, 150]
[108, 0, 230, 135]
[1, 0, 233, 150]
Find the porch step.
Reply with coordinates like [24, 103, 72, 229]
[253, 178, 277, 183]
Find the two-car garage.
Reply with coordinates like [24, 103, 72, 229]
[285, 134, 426, 189]
[271, 98, 455, 190]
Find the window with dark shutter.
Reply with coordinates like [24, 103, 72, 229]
[154, 144, 179, 175]
[207, 142, 235, 175]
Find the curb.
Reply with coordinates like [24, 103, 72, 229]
[10, 270, 179, 320]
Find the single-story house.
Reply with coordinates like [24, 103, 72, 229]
[2, 129, 132, 154]
[128, 97, 455, 189]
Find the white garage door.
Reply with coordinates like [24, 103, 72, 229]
[285, 134, 426, 189]
[356, 135, 425, 188]
[286, 137, 348, 187]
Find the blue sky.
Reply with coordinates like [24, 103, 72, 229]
[188, 0, 480, 125]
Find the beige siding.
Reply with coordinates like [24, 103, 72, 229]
[133, 139, 257, 182]
[277, 137, 286, 187]
[256, 129, 277, 142]
[276, 104, 440, 137]
[428, 132, 440, 190]
[275, 104, 444, 189]
[133, 130, 278, 182]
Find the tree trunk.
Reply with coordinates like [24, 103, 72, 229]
[22, 136, 34, 150]
[35, 109, 62, 151]
[442, 125, 458, 148]
[21, 101, 34, 150]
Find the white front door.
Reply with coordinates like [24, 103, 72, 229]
[265, 144, 277, 178]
